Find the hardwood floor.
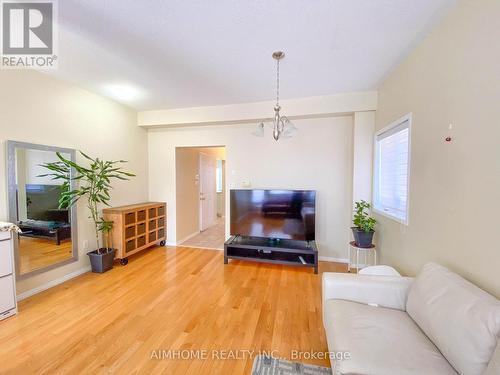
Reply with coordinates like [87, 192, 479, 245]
[0, 246, 346, 374]
[18, 236, 73, 275]
[179, 217, 225, 250]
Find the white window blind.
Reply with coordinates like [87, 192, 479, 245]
[373, 115, 411, 224]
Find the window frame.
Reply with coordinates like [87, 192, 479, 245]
[372, 113, 412, 225]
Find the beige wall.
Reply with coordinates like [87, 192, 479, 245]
[0, 70, 149, 295]
[197, 147, 226, 160]
[375, 0, 500, 297]
[175, 148, 200, 242]
[149, 116, 355, 260]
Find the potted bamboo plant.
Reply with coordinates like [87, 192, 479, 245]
[40, 151, 135, 273]
[351, 200, 376, 248]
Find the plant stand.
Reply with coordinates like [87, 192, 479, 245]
[347, 241, 376, 273]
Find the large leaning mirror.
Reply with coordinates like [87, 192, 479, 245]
[7, 141, 78, 278]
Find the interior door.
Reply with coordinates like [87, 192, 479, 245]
[199, 153, 216, 231]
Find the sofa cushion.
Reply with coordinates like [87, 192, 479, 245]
[483, 340, 500, 375]
[324, 299, 457, 375]
[406, 263, 500, 375]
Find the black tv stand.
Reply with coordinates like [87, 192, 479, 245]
[224, 236, 318, 274]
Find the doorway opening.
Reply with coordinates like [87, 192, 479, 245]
[175, 146, 226, 250]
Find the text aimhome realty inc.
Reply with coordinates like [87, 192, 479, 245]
[150, 349, 351, 361]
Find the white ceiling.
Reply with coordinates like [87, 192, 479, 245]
[50, 0, 455, 110]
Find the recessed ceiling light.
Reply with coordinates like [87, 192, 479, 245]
[105, 84, 143, 102]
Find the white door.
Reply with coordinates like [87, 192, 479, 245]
[199, 153, 216, 231]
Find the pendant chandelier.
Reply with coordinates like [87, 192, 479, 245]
[255, 51, 296, 141]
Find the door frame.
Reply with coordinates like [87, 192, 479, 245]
[174, 145, 227, 245]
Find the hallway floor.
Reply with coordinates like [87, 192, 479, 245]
[180, 217, 225, 250]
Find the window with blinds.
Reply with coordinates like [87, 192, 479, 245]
[373, 114, 411, 224]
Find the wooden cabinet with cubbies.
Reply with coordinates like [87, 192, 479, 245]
[103, 202, 167, 265]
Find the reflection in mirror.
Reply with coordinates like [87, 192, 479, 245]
[8, 143, 77, 276]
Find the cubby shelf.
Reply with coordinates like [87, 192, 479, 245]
[103, 202, 167, 265]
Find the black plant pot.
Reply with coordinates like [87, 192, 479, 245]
[351, 227, 375, 248]
[87, 248, 116, 273]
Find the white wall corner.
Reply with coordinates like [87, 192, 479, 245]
[352, 111, 376, 206]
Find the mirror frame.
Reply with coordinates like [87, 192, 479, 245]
[6, 140, 79, 279]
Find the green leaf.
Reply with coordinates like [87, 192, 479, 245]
[79, 150, 95, 162]
[353, 200, 376, 232]
[40, 150, 135, 243]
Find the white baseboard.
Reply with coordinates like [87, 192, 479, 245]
[176, 231, 200, 245]
[17, 266, 91, 301]
[319, 256, 349, 264]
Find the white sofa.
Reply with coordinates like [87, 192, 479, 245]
[322, 263, 500, 375]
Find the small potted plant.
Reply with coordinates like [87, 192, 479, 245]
[351, 200, 376, 248]
[40, 151, 135, 273]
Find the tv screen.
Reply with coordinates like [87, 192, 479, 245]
[25, 184, 69, 223]
[230, 189, 316, 241]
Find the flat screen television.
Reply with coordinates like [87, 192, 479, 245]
[230, 189, 316, 241]
[24, 184, 69, 223]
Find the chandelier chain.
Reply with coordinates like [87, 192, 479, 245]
[276, 57, 280, 106]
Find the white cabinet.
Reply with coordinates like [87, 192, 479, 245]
[0, 240, 13, 277]
[0, 230, 17, 320]
[0, 275, 16, 314]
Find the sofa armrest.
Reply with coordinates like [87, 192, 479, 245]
[322, 272, 413, 312]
